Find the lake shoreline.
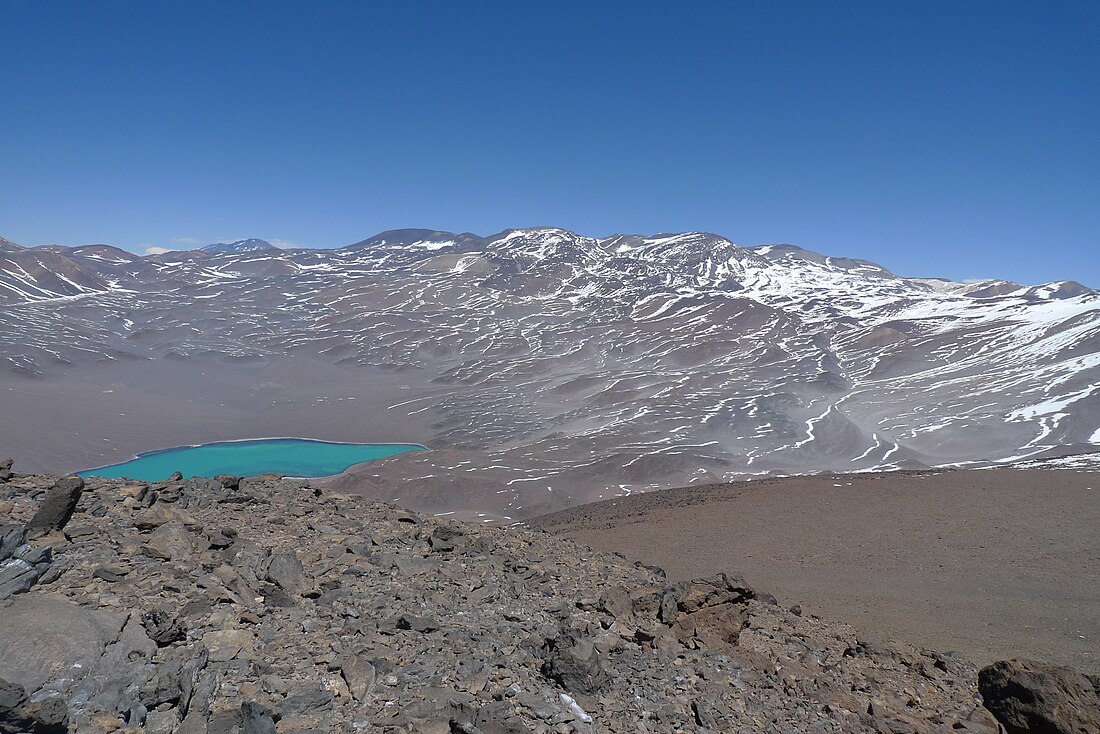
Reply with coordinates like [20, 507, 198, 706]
[77, 437, 426, 481]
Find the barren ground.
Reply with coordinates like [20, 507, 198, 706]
[528, 468, 1100, 673]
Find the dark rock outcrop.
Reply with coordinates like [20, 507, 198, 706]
[0, 675, 68, 733]
[540, 631, 609, 695]
[26, 476, 84, 535]
[0, 525, 24, 562]
[0, 526, 52, 601]
[979, 658, 1100, 734]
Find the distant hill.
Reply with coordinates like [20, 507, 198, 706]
[200, 238, 278, 254]
[0, 236, 24, 252]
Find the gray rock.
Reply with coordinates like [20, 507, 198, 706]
[0, 525, 25, 562]
[541, 634, 609, 694]
[20, 697, 67, 732]
[216, 474, 241, 491]
[177, 710, 209, 734]
[145, 520, 195, 561]
[207, 706, 244, 734]
[0, 558, 42, 600]
[430, 525, 467, 553]
[179, 671, 219, 733]
[134, 502, 195, 530]
[92, 566, 127, 583]
[397, 614, 439, 633]
[241, 700, 277, 734]
[0, 677, 27, 714]
[0, 593, 127, 693]
[26, 476, 84, 535]
[205, 527, 237, 549]
[177, 646, 210, 714]
[144, 708, 181, 734]
[14, 545, 51, 566]
[0, 677, 36, 734]
[203, 629, 254, 663]
[71, 615, 158, 712]
[142, 608, 185, 646]
[264, 550, 304, 595]
[260, 582, 296, 608]
[0, 678, 68, 734]
[340, 655, 376, 701]
[0, 472, 1010, 734]
[281, 682, 333, 714]
[678, 573, 755, 613]
[127, 703, 148, 727]
[598, 588, 632, 621]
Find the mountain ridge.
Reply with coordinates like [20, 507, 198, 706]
[1, 227, 1094, 294]
[1, 227, 1098, 518]
[200, 238, 279, 255]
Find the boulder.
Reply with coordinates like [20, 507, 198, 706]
[26, 476, 84, 535]
[70, 615, 158, 715]
[430, 525, 466, 553]
[979, 658, 1100, 734]
[678, 573, 755, 613]
[216, 474, 241, 491]
[0, 676, 31, 733]
[540, 633, 609, 695]
[598, 587, 633, 621]
[134, 503, 195, 530]
[241, 700, 278, 734]
[671, 601, 748, 650]
[144, 520, 195, 561]
[0, 558, 43, 600]
[0, 593, 126, 693]
[142, 609, 185, 647]
[144, 709, 181, 734]
[0, 675, 68, 734]
[340, 655, 376, 701]
[204, 629, 255, 663]
[0, 525, 24, 562]
[264, 550, 304, 595]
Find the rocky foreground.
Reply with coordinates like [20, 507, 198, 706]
[2, 466, 1099, 733]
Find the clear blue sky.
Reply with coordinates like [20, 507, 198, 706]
[1, 1, 1097, 285]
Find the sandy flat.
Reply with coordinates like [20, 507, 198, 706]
[0, 357, 439, 473]
[529, 468, 1100, 673]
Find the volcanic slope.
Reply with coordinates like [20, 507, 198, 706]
[2, 228, 1099, 519]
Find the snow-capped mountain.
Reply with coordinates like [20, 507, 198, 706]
[200, 238, 279, 255]
[1, 227, 1098, 517]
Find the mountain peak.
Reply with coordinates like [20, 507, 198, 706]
[344, 229, 485, 251]
[200, 238, 278, 254]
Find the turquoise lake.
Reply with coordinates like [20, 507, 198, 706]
[78, 438, 425, 481]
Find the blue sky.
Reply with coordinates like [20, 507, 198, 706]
[1, 1, 1097, 285]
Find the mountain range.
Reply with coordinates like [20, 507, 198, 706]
[1, 227, 1098, 519]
